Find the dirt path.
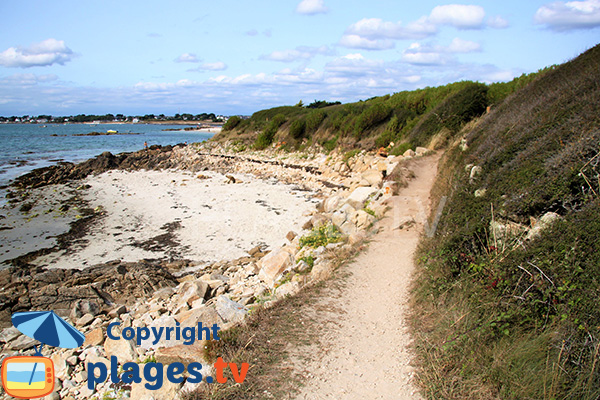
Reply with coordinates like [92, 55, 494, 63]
[294, 154, 440, 399]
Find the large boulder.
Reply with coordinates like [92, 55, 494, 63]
[258, 247, 294, 287]
[361, 169, 383, 187]
[345, 187, 378, 209]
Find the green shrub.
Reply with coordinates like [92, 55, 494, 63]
[305, 110, 326, 133]
[299, 224, 342, 248]
[354, 102, 392, 138]
[222, 115, 241, 131]
[289, 119, 306, 139]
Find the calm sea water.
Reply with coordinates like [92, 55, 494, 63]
[0, 123, 214, 187]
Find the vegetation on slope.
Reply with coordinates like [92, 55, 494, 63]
[412, 44, 600, 399]
[214, 69, 552, 154]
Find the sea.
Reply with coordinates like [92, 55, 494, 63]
[0, 123, 215, 189]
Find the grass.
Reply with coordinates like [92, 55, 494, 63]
[409, 43, 600, 400]
[182, 281, 327, 400]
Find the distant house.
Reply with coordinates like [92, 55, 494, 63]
[132, 118, 140, 123]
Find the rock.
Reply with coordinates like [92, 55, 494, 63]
[348, 231, 366, 245]
[339, 220, 358, 235]
[83, 327, 105, 347]
[130, 368, 183, 400]
[70, 300, 101, 320]
[355, 210, 376, 229]
[361, 169, 383, 187]
[175, 281, 210, 308]
[294, 260, 311, 273]
[0, 326, 21, 343]
[43, 392, 60, 400]
[155, 343, 208, 366]
[139, 314, 179, 349]
[104, 332, 137, 364]
[176, 305, 223, 332]
[345, 187, 378, 209]
[258, 247, 294, 287]
[310, 261, 335, 281]
[215, 296, 247, 324]
[275, 281, 300, 298]
[6, 334, 38, 350]
[474, 188, 487, 197]
[310, 213, 328, 229]
[403, 149, 416, 157]
[248, 245, 261, 256]
[323, 195, 342, 212]
[76, 313, 95, 327]
[66, 355, 78, 366]
[526, 212, 562, 241]
[331, 210, 348, 228]
[153, 287, 176, 301]
[50, 353, 71, 380]
[107, 305, 127, 318]
[286, 231, 298, 242]
[302, 218, 313, 230]
[469, 165, 483, 182]
[415, 146, 429, 156]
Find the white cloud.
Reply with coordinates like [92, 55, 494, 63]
[260, 45, 333, 62]
[401, 38, 481, 65]
[340, 5, 506, 51]
[487, 15, 510, 28]
[447, 38, 481, 53]
[325, 53, 385, 76]
[0, 39, 74, 68]
[535, 0, 600, 30]
[201, 62, 228, 71]
[296, 0, 329, 15]
[189, 61, 228, 71]
[344, 17, 437, 41]
[174, 53, 199, 63]
[429, 4, 486, 29]
[338, 34, 396, 50]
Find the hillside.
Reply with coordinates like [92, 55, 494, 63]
[412, 43, 600, 399]
[213, 68, 551, 155]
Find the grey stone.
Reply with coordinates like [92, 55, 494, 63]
[215, 295, 247, 324]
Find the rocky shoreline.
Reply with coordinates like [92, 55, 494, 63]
[0, 141, 430, 400]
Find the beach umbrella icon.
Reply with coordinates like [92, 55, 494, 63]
[11, 311, 86, 386]
[12, 311, 85, 350]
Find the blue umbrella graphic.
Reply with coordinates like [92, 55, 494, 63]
[11, 311, 85, 386]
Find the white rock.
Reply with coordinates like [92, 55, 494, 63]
[345, 186, 378, 209]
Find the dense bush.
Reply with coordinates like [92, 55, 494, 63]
[289, 119, 306, 139]
[254, 113, 287, 149]
[354, 102, 392, 138]
[305, 110, 326, 134]
[222, 115, 241, 131]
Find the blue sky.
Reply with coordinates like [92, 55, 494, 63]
[0, 0, 598, 116]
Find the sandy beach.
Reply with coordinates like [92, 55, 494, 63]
[0, 168, 318, 270]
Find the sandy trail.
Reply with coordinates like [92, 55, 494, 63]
[295, 154, 440, 400]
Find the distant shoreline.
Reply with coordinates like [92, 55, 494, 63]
[0, 120, 223, 126]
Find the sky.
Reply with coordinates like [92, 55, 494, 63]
[0, 0, 599, 117]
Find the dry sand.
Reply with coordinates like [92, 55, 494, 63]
[1, 169, 318, 269]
